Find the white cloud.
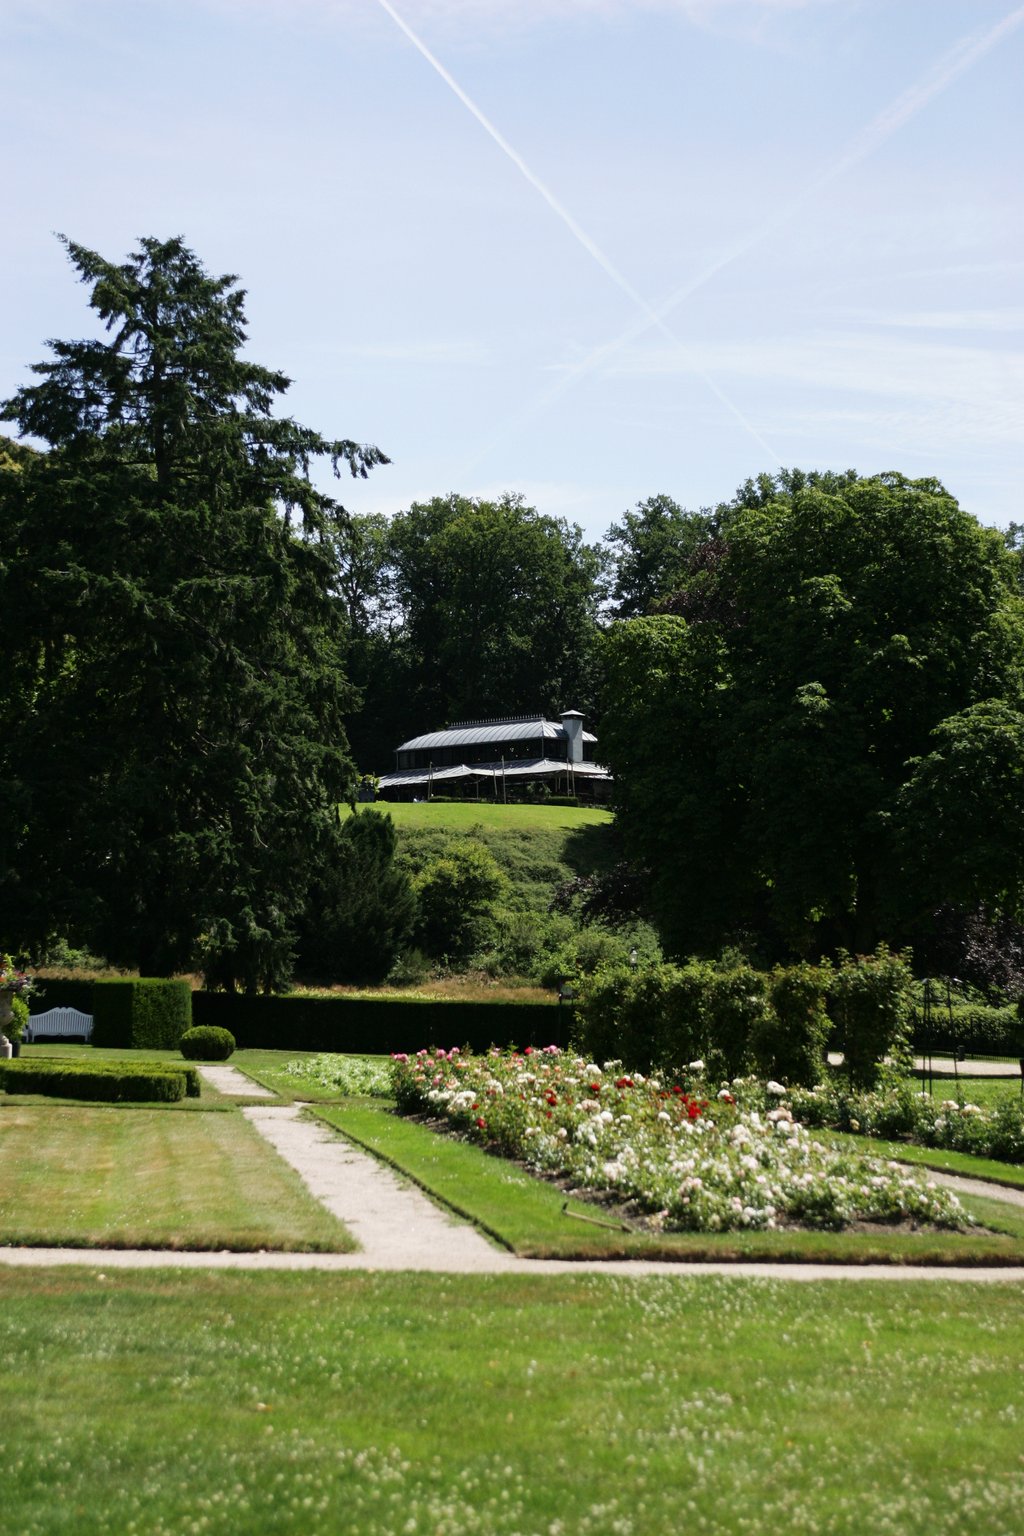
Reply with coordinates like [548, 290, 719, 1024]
[601, 330, 1024, 447]
[830, 308, 1024, 333]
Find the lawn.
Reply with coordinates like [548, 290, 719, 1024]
[3, 1267, 1023, 1536]
[358, 801, 612, 833]
[0, 1094, 353, 1253]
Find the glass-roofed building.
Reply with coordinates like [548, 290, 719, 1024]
[377, 711, 611, 801]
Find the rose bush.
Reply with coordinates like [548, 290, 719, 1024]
[390, 1046, 964, 1233]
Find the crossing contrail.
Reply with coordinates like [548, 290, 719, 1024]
[374, 0, 1024, 475]
[372, 0, 780, 464]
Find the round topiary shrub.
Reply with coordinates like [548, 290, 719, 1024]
[179, 1025, 236, 1062]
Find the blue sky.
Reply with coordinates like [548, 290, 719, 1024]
[2, 0, 1021, 541]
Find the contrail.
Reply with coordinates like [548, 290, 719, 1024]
[372, 0, 779, 464]
[478, 1, 1024, 454]
[374, 0, 1024, 475]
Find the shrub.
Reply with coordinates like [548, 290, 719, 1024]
[0, 1060, 197, 1102]
[91, 978, 192, 1050]
[576, 960, 767, 1079]
[7, 994, 29, 1044]
[755, 963, 833, 1087]
[413, 839, 507, 963]
[192, 991, 565, 1052]
[703, 965, 767, 1079]
[829, 947, 914, 1087]
[296, 810, 418, 985]
[179, 1025, 235, 1061]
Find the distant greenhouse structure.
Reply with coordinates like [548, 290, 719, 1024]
[377, 711, 612, 802]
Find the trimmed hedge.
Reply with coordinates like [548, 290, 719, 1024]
[92, 979, 192, 1050]
[192, 992, 566, 1053]
[912, 1002, 1022, 1059]
[0, 1059, 200, 1102]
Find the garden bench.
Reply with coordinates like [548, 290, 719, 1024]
[24, 1006, 94, 1042]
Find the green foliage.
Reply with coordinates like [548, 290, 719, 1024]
[413, 838, 507, 963]
[602, 469, 1024, 960]
[913, 1000, 1021, 1057]
[25, 978, 93, 1013]
[577, 949, 911, 1088]
[179, 1025, 235, 1061]
[296, 809, 417, 985]
[7, 994, 28, 1043]
[343, 492, 604, 771]
[91, 978, 192, 1050]
[0, 234, 386, 986]
[829, 946, 914, 1087]
[601, 493, 714, 618]
[0, 1059, 195, 1101]
[756, 963, 833, 1087]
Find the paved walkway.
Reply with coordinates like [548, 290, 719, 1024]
[4, 1060, 1024, 1281]
[196, 1061, 275, 1097]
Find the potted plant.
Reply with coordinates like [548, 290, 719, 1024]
[0, 953, 36, 1058]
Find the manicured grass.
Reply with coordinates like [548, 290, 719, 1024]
[3, 1267, 1024, 1536]
[0, 1103, 354, 1252]
[838, 1130, 1024, 1191]
[915, 1072, 1024, 1108]
[316, 1100, 1024, 1265]
[364, 801, 612, 832]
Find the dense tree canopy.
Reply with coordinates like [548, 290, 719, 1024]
[602, 470, 1024, 963]
[342, 493, 604, 769]
[0, 235, 387, 987]
[601, 494, 714, 619]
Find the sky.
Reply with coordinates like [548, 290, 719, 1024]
[2, 0, 1022, 543]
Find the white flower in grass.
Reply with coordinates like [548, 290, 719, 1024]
[767, 1081, 787, 1096]
[689, 1060, 705, 1073]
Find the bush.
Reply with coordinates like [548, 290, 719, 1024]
[0, 1059, 198, 1101]
[703, 965, 767, 1079]
[575, 960, 767, 1079]
[91, 978, 192, 1050]
[296, 810, 418, 985]
[829, 947, 914, 1087]
[6, 994, 28, 1044]
[913, 1000, 1021, 1057]
[754, 963, 832, 1087]
[179, 1025, 236, 1061]
[413, 839, 507, 963]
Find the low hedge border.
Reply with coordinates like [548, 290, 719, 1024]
[0, 1060, 200, 1101]
[192, 993, 566, 1053]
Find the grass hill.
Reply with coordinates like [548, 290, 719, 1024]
[341, 801, 643, 988]
[377, 802, 615, 908]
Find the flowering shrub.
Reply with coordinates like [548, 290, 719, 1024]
[0, 953, 35, 999]
[790, 1079, 1024, 1165]
[390, 1046, 964, 1233]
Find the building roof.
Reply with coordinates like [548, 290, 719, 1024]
[397, 716, 597, 754]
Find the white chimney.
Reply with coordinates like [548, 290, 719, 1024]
[559, 709, 584, 764]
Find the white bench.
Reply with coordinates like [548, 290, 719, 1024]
[24, 1006, 94, 1042]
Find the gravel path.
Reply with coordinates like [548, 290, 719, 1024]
[196, 1062, 276, 1097]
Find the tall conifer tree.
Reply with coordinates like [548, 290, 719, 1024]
[0, 236, 388, 988]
